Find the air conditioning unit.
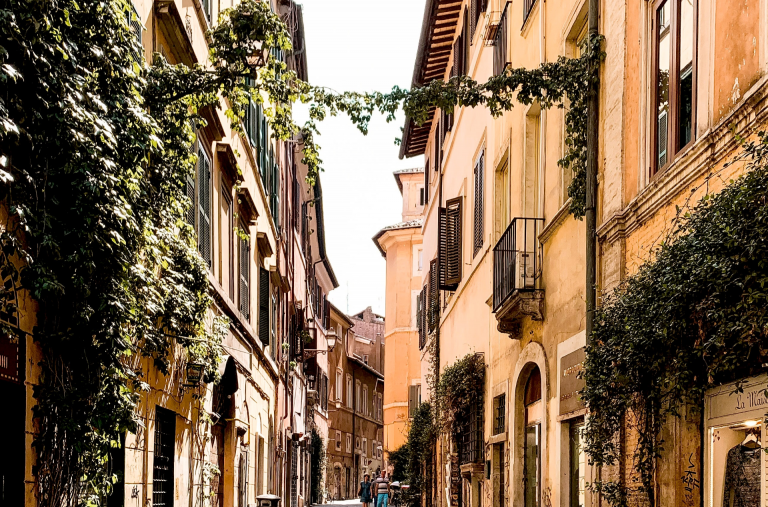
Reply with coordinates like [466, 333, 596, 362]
[516, 251, 537, 290]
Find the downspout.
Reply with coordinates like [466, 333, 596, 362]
[585, 0, 599, 343]
[538, 0, 547, 220]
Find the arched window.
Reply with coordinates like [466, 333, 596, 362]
[524, 367, 542, 507]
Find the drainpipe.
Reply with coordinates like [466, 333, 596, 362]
[585, 0, 600, 344]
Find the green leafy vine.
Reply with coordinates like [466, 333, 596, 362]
[582, 133, 768, 506]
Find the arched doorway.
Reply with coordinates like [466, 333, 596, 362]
[523, 367, 542, 507]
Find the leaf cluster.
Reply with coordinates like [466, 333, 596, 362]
[435, 353, 485, 439]
[582, 132, 768, 505]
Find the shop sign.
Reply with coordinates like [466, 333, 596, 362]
[706, 374, 768, 426]
[559, 348, 586, 415]
[0, 334, 20, 384]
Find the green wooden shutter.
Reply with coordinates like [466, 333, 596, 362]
[197, 147, 211, 267]
[239, 234, 250, 320]
[258, 267, 269, 345]
[439, 197, 462, 290]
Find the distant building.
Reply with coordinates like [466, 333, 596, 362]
[373, 168, 425, 471]
[326, 304, 385, 500]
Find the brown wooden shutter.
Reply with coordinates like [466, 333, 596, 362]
[258, 267, 269, 345]
[439, 198, 463, 290]
[428, 259, 438, 332]
[463, 11, 470, 74]
[324, 297, 330, 330]
[473, 151, 484, 257]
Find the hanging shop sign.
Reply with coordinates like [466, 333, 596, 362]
[0, 334, 21, 384]
[559, 347, 586, 416]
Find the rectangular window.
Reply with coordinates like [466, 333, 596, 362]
[201, 0, 212, 24]
[258, 267, 269, 344]
[652, 0, 696, 175]
[336, 368, 343, 402]
[493, 4, 509, 76]
[221, 189, 234, 300]
[239, 228, 250, 321]
[335, 430, 342, 452]
[524, 107, 541, 217]
[523, 0, 538, 26]
[152, 407, 176, 507]
[493, 394, 506, 435]
[363, 385, 369, 416]
[362, 437, 367, 456]
[197, 147, 212, 267]
[495, 160, 510, 239]
[347, 375, 353, 409]
[356, 381, 361, 413]
[408, 384, 422, 418]
[473, 150, 485, 257]
[439, 197, 463, 290]
[346, 434, 352, 454]
[569, 418, 586, 507]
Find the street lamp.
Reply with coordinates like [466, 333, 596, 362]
[302, 327, 337, 361]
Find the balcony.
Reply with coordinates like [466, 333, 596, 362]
[492, 217, 544, 338]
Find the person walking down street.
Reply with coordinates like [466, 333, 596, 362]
[373, 470, 391, 507]
[359, 473, 373, 507]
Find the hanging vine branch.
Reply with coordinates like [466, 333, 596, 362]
[581, 134, 768, 506]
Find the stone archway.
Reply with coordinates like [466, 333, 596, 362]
[509, 341, 549, 507]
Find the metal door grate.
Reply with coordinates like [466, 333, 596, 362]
[153, 407, 176, 506]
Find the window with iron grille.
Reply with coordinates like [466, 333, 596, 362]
[152, 407, 176, 507]
[258, 267, 269, 345]
[439, 197, 463, 290]
[127, 2, 143, 63]
[493, 4, 509, 76]
[459, 395, 484, 464]
[197, 147, 212, 267]
[493, 394, 506, 435]
[473, 151, 485, 257]
[239, 229, 250, 320]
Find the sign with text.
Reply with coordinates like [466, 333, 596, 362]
[706, 374, 768, 426]
[0, 334, 21, 384]
[559, 348, 586, 416]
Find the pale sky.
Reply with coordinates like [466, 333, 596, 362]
[295, 0, 426, 316]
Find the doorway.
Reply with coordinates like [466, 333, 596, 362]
[0, 335, 25, 505]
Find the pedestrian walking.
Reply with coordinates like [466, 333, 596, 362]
[373, 470, 391, 507]
[359, 473, 373, 507]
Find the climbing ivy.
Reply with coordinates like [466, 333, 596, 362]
[581, 133, 768, 506]
[435, 353, 485, 442]
[394, 402, 436, 507]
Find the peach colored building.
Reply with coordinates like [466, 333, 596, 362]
[373, 168, 426, 467]
[393, 1, 768, 507]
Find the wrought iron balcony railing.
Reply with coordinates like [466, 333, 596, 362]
[492, 217, 544, 313]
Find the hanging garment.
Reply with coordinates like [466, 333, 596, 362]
[723, 444, 761, 507]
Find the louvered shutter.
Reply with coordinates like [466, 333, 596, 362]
[239, 234, 250, 320]
[428, 259, 438, 332]
[470, 0, 477, 39]
[439, 198, 462, 290]
[463, 11, 470, 73]
[185, 175, 195, 228]
[198, 148, 211, 267]
[473, 152, 484, 257]
[658, 110, 668, 168]
[258, 268, 269, 345]
[424, 161, 429, 205]
[452, 37, 461, 79]
[324, 298, 330, 329]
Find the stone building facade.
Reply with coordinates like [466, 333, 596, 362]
[391, 1, 768, 507]
[326, 304, 385, 501]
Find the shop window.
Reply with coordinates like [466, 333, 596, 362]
[568, 418, 586, 507]
[651, 0, 697, 176]
[524, 367, 541, 507]
[706, 376, 767, 507]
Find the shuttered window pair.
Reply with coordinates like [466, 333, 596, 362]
[197, 147, 212, 267]
[473, 151, 485, 257]
[239, 232, 250, 321]
[439, 197, 463, 291]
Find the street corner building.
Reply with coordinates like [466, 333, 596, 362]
[381, 0, 768, 507]
[0, 1, 342, 507]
